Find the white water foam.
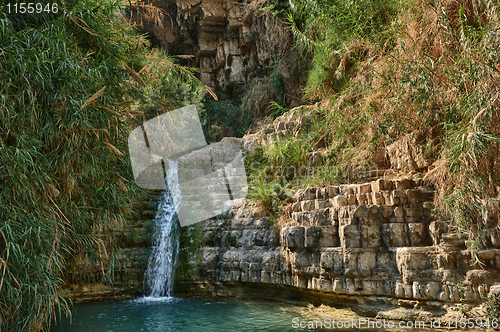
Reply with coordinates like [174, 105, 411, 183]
[133, 296, 179, 304]
[140, 161, 181, 300]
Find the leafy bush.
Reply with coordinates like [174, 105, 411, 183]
[282, 0, 401, 94]
[0, 1, 206, 330]
[247, 175, 291, 221]
[482, 292, 500, 321]
[200, 98, 252, 142]
[255, 0, 500, 257]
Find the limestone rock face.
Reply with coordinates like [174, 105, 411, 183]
[131, 0, 306, 115]
[177, 178, 500, 312]
[63, 192, 161, 301]
[386, 127, 441, 171]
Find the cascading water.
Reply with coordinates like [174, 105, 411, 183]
[142, 161, 181, 299]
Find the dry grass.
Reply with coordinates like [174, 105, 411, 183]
[104, 141, 124, 156]
[116, 99, 135, 107]
[340, 0, 500, 252]
[80, 86, 106, 110]
[321, 0, 500, 138]
[132, 2, 172, 31]
[255, 0, 500, 249]
[123, 63, 147, 87]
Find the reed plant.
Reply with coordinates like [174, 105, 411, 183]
[259, 0, 500, 258]
[0, 0, 207, 330]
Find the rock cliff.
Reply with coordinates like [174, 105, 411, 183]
[174, 109, 500, 320]
[176, 177, 499, 319]
[130, 0, 306, 115]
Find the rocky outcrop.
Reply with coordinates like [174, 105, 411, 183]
[242, 105, 311, 152]
[176, 178, 500, 318]
[62, 192, 160, 301]
[386, 127, 441, 171]
[130, 0, 306, 115]
[244, 106, 443, 172]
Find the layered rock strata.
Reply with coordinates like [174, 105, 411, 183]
[176, 178, 500, 317]
[131, 0, 306, 113]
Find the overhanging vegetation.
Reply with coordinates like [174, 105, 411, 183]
[0, 0, 207, 330]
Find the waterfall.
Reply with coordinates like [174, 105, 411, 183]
[142, 161, 181, 299]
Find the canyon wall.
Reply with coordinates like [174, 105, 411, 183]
[62, 192, 160, 301]
[174, 112, 500, 319]
[131, 0, 306, 116]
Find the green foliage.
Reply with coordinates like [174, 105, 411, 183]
[177, 224, 203, 281]
[482, 292, 500, 321]
[270, 71, 285, 107]
[246, 128, 320, 220]
[268, 101, 289, 118]
[134, 52, 206, 120]
[263, 137, 310, 170]
[247, 171, 291, 221]
[453, 281, 469, 316]
[0, 0, 206, 330]
[263, 0, 291, 16]
[440, 125, 499, 264]
[430, 5, 500, 257]
[200, 98, 252, 142]
[288, 0, 400, 43]
[311, 227, 323, 247]
[247, 175, 277, 215]
[224, 231, 239, 247]
[311, 227, 322, 238]
[284, 0, 401, 94]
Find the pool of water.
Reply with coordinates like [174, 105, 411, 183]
[51, 297, 321, 332]
[51, 296, 438, 332]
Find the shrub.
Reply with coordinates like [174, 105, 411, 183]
[0, 1, 207, 330]
[200, 98, 252, 142]
[256, 0, 500, 257]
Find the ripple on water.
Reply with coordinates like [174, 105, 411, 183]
[133, 296, 179, 304]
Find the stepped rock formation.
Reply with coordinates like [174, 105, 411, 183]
[131, 0, 305, 113]
[175, 179, 499, 316]
[173, 109, 500, 319]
